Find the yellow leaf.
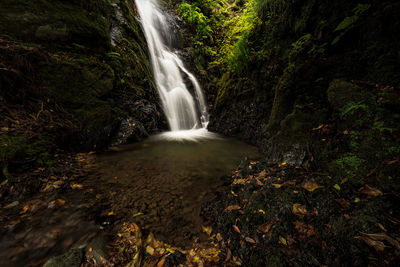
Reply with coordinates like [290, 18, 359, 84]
[166, 248, 175, 253]
[279, 236, 287, 246]
[202, 226, 212, 236]
[133, 212, 143, 217]
[258, 209, 266, 214]
[272, 183, 282, 188]
[334, 184, 341, 191]
[108, 211, 115, 216]
[301, 181, 323, 192]
[292, 204, 307, 217]
[231, 190, 238, 197]
[216, 233, 223, 242]
[71, 183, 83, 189]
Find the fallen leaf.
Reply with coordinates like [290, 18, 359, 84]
[344, 214, 351, 220]
[233, 179, 247, 185]
[231, 190, 238, 197]
[146, 246, 155, 255]
[20, 205, 29, 214]
[359, 185, 383, 197]
[272, 183, 283, 188]
[245, 237, 256, 244]
[257, 221, 274, 234]
[301, 181, 323, 192]
[335, 198, 351, 210]
[258, 209, 266, 214]
[202, 226, 212, 236]
[71, 183, 83, 189]
[292, 204, 307, 217]
[48, 199, 66, 208]
[216, 233, 223, 242]
[365, 233, 400, 251]
[255, 178, 263, 186]
[224, 205, 241, 213]
[354, 198, 361, 203]
[378, 223, 387, 232]
[387, 159, 399, 165]
[279, 236, 287, 246]
[333, 184, 341, 191]
[233, 225, 241, 234]
[341, 178, 348, 184]
[355, 236, 386, 252]
[257, 170, 267, 179]
[157, 259, 165, 267]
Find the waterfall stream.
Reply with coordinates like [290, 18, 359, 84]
[135, 0, 210, 138]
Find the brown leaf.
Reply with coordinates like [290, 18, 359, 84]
[292, 204, 307, 217]
[359, 185, 383, 197]
[233, 225, 241, 234]
[355, 236, 386, 252]
[255, 178, 263, 186]
[20, 205, 29, 214]
[301, 181, 323, 192]
[48, 199, 66, 208]
[245, 237, 256, 244]
[257, 170, 267, 179]
[224, 205, 241, 213]
[257, 221, 275, 234]
[335, 198, 351, 210]
[365, 233, 400, 251]
[157, 259, 165, 267]
[232, 179, 247, 185]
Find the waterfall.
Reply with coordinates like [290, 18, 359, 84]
[134, 0, 209, 133]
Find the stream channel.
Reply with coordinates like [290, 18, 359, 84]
[0, 132, 261, 266]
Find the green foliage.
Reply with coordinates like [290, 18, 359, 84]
[340, 102, 368, 118]
[332, 3, 371, 45]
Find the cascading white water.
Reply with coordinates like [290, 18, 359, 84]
[134, 0, 209, 135]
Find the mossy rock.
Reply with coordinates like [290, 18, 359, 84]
[327, 79, 372, 111]
[0, 0, 111, 53]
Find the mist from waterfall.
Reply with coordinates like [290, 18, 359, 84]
[134, 0, 211, 140]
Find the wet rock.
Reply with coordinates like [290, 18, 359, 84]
[85, 235, 109, 265]
[43, 248, 83, 267]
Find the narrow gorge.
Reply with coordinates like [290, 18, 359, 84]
[0, 0, 399, 266]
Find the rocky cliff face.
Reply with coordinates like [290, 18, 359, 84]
[0, 0, 166, 157]
[207, 0, 400, 165]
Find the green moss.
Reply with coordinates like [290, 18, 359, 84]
[0, 134, 54, 178]
[328, 153, 366, 185]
